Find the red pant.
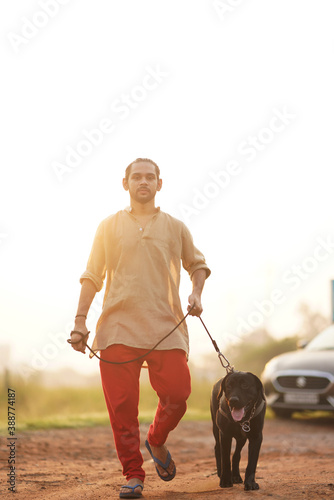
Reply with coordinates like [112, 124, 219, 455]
[99, 344, 191, 482]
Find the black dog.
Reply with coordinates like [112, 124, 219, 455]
[210, 370, 266, 490]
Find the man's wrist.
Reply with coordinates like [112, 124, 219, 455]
[190, 290, 202, 299]
[74, 316, 87, 325]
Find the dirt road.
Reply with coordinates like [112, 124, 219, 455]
[2, 416, 334, 499]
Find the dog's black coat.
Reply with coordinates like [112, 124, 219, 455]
[210, 371, 266, 490]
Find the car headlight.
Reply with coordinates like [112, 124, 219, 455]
[261, 357, 280, 380]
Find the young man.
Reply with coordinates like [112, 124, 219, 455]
[70, 159, 210, 499]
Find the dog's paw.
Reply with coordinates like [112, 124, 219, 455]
[244, 480, 259, 491]
[220, 477, 233, 488]
[232, 474, 243, 484]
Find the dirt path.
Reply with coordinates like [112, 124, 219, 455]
[1, 417, 334, 499]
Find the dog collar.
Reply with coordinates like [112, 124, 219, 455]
[218, 398, 265, 432]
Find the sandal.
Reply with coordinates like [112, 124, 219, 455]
[119, 483, 143, 499]
[145, 439, 176, 482]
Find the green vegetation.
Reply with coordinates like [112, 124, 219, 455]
[223, 334, 300, 377]
[1, 369, 332, 431]
[0, 378, 107, 431]
[1, 307, 330, 431]
[193, 332, 301, 381]
[0, 373, 214, 432]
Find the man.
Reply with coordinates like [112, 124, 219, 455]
[70, 158, 210, 499]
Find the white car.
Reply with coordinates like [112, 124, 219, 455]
[261, 325, 334, 417]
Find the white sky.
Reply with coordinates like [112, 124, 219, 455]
[1, 0, 334, 378]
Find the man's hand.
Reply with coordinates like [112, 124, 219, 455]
[70, 318, 89, 354]
[70, 280, 97, 353]
[187, 291, 203, 317]
[187, 269, 207, 316]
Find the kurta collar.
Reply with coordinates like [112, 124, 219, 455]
[125, 206, 161, 214]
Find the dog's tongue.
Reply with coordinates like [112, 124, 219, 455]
[231, 407, 245, 422]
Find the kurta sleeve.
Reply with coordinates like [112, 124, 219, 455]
[180, 223, 211, 279]
[80, 221, 106, 292]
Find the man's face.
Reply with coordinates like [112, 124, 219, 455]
[123, 162, 162, 204]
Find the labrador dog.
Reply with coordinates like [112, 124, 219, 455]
[210, 371, 266, 490]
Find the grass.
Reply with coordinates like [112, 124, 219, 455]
[0, 375, 213, 432]
[1, 375, 332, 432]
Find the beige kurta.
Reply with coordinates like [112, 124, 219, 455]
[80, 207, 210, 356]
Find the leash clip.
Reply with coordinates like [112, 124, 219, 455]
[218, 352, 234, 374]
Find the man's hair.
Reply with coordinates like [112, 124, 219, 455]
[125, 158, 160, 181]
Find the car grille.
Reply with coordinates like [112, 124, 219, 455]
[275, 394, 331, 406]
[276, 375, 330, 390]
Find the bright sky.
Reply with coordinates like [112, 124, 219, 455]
[1, 0, 334, 378]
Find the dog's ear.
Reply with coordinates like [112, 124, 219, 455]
[217, 374, 229, 401]
[217, 380, 224, 401]
[249, 373, 266, 400]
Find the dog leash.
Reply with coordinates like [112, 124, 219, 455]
[68, 306, 197, 365]
[198, 317, 234, 373]
[68, 307, 234, 372]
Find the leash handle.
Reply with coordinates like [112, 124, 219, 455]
[68, 331, 90, 344]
